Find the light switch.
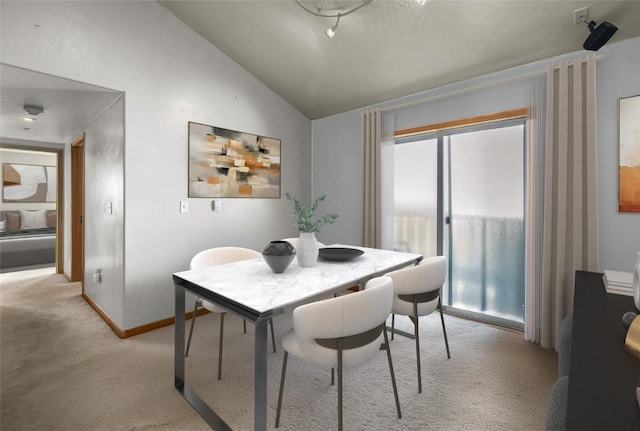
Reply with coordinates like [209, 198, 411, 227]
[214, 200, 222, 212]
[180, 201, 189, 213]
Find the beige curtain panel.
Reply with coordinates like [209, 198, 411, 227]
[362, 109, 382, 248]
[541, 54, 599, 350]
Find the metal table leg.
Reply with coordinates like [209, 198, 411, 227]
[174, 284, 233, 430]
[254, 320, 268, 431]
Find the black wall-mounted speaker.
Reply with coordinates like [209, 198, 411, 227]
[583, 20, 618, 51]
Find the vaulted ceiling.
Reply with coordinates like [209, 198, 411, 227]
[159, 0, 640, 119]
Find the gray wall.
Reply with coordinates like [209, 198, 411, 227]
[83, 96, 125, 325]
[313, 36, 640, 273]
[596, 37, 640, 272]
[1, 1, 311, 330]
[312, 110, 363, 245]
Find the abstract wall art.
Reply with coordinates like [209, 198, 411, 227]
[619, 94, 640, 212]
[188, 122, 281, 198]
[2, 163, 56, 203]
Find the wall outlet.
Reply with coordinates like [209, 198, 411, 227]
[180, 200, 189, 213]
[93, 268, 102, 283]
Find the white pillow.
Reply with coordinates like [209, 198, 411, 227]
[19, 210, 48, 229]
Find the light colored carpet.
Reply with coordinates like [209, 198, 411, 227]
[0, 269, 557, 430]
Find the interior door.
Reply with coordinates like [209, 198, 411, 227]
[71, 135, 84, 283]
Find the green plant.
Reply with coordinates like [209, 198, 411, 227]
[284, 192, 338, 233]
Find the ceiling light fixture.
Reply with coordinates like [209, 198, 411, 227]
[21, 117, 36, 122]
[23, 104, 44, 116]
[295, 0, 372, 39]
[581, 17, 618, 51]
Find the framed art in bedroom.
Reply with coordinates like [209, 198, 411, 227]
[2, 163, 57, 203]
[619, 94, 640, 212]
[187, 122, 281, 198]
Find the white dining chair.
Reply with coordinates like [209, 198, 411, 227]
[385, 255, 451, 393]
[275, 276, 401, 430]
[185, 246, 276, 380]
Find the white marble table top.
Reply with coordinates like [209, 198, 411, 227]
[173, 245, 422, 316]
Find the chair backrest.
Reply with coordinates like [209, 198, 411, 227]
[190, 246, 261, 270]
[292, 276, 393, 369]
[385, 256, 446, 317]
[282, 237, 326, 248]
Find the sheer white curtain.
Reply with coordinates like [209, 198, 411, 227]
[539, 54, 599, 349]
[362, 109, 395, 249]
[524, 74, 546, 343]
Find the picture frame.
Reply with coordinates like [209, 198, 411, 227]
[188, 122, 281, 198]
[619, 94, 640, 212]
[2, 163, 57, 203]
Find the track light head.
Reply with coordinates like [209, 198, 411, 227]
[326, 14, 340, 39]
[296, 0, 371, 39]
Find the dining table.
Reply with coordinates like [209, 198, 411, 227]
[172, 245, 422, 431]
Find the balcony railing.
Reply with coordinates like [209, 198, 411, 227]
[394, 210, 525, 322]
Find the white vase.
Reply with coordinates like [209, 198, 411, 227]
[296, 232, 319, 267]
[633, 252, 640, 311]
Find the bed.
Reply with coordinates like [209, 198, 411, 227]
[0, 210, 56, 271]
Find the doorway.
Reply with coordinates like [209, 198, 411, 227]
[393, 117, 526, 328]
[0, 146, 62, 274]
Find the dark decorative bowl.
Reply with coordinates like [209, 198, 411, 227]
[262, 240, 296, 273]
[318, 247, 364, 261]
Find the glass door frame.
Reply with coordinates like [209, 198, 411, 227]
[395, 117, 527, 330]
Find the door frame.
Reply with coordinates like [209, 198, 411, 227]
[70, 134, 84, 283]
[55, 149, 63, 274]
[394, 109, 528, 329]
[442, 121, 526, 330]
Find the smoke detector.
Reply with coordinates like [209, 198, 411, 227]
[23, 104, 44, 116]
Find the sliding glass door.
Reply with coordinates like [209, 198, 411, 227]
[446, 124, 525, 325]
[393, 119, 525, 327]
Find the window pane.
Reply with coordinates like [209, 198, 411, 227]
[447, 125, 525, 322]
[393, 138, 437, 257]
